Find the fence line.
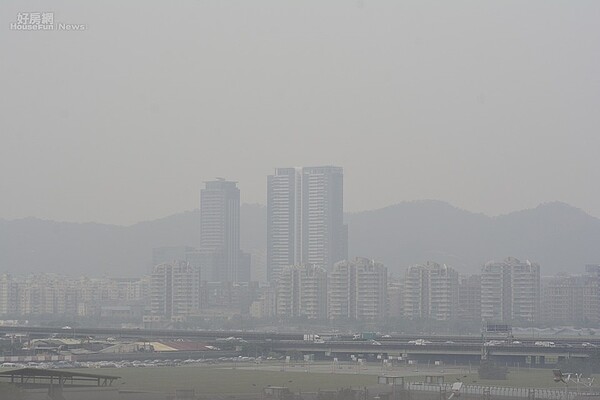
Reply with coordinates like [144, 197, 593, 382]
[405, 382, 596, 400]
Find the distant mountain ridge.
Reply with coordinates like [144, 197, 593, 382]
[0, 201, 598, 277]
[346, 200, 600, 275]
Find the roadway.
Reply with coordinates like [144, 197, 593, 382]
[4, 325, 600, 346]
[2, 325, 600, 366]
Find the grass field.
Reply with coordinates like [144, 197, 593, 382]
[71, 366, 376, 394]
[0, 364, 594, 395]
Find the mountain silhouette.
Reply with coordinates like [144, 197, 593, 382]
[0, 201, 598, 277]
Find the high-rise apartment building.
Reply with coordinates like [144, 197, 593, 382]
[403, 264, 429, 319]
[200, 179, 241, 282]
[275, 264, 327, 319]
[428, 262, 459, 321]
[511, 260, 541, 321]
[267, 166, 347, 281]
[481, 257, 540, 323]
[328, 257, 388, 321]
[481, 261, 512, 322]
[149, 261, 201, 320]
[387, 279, 404, 319]
[583, 265, 600, 323]
[0, 274, 17, 315]
[402, 262, 459, 321]
[541, 275, 585, 324]
[458, 275, 482, 322]
[249, 285, 276, 319]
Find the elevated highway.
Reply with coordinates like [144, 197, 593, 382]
[2, 325, 599, 366]
[269, 341, 593, 366]
[4, 325, 600, 345]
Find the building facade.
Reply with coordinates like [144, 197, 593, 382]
[541, 275, 585, 324]
[458, 274, 482, 322]
[428, 262, 459, 321]
[149, 261, 201, 320]
[200, 179, 241, 282]
[329, 257, 388, 321]
[267, 166, 347, 281]
[402, 262, 458, 321]
[275, 264, 327, 319]
[481, 257, 540, 323]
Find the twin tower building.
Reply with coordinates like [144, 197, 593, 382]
[199, 166, 348, 283]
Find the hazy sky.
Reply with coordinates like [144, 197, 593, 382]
[1, 1, 599, 225]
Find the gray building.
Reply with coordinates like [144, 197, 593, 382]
[0, 274, 18, 315]
[275, 264, 328, 319]
[149, 261, 201, 320]
[267, 166, 347, 281]
[402, 261, 458, 321]
[329, 257, 388, 321]
[200, 179, 241, 282]
[458, 274, 482, 322]
[481, 257, 541, 323]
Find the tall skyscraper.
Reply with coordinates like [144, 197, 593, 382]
[200, 179, 240, 282]
[267, 166, 347, 281]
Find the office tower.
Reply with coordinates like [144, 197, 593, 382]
[275, 264, 327, 319]
[481, 257, 541, 323]
[401, 261, 459, 321]
[267, 166, 347, 281]
[149, 261, 201, 320]
[200, 179, 240, 282]
[458, 274, 482, 322]
[329, 257, 388, 321]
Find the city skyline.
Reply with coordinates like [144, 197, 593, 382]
[3, 259, 599, 326]
[2, 1, 600, 394]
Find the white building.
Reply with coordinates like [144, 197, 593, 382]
[149, 261, 201, 320]
[329, 257, 387, 321]
[267, 166, 347, 281]
[403, 264, 429, 319]
[402, 261, 458, 321]
[481, 257, 540, 322]
[428, 263, 459, 321]
[275, 264, 327, 319]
